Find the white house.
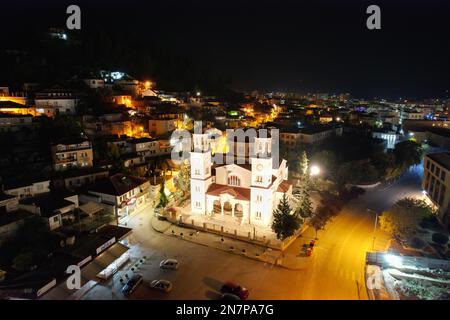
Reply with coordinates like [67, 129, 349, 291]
[87, 174, 151, 222]
[35, 87, 80, 116]
[3, 178, 51, 199]
[190, 131, 292, 228]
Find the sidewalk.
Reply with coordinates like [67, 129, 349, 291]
[151, 216, 314, 269]
[152, 216, 281, 266]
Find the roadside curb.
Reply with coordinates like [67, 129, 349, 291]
[151, 216, 311, 270]
[150, 216, 172, 234]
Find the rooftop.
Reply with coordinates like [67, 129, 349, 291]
[426, 127, 450, 138]
[2, 176, 50, 190]
[426, 152, 450, 170]
[0, 210, 33, 227]
[206, 183, 251, 201]
[52, 137, 91, 146]
[89, 173, 149, 196]
[0, 101, 28, 109]
[19, 193, 76, 217]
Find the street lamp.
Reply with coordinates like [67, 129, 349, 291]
[310, 165, 321, 176]
[384, 254, 403, 268]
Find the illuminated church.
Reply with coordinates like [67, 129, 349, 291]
[190, 129, 292, 227]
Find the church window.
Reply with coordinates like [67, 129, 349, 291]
[228, 175, 241, 186]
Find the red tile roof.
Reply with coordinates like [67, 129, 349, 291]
[277, 180, 292, 193]
[206, 183, 251, 201]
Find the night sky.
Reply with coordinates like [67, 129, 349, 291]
[2, 0, 450, 98]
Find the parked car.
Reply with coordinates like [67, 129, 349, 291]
[156, 212, 167, 221]
[149, 280, 172, 293]
[220, 293, 241, 300]
[220, 281, 249, 300]
[160, 259, 179, 270]
[121, 274, 143, 296]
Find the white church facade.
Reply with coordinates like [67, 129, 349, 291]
[189, 129, 292, 228]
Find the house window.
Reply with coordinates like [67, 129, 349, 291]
[195, 169, 200, 175]
[53, 216, 59, 223]
[256, 195, 262, 202]
[195, 201, 201, 208]
[195, 186, 200, 192]
[255, 211, 262, 219]
[256, 176, 263, 183]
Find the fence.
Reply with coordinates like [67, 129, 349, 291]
[167, 214, 306, 250]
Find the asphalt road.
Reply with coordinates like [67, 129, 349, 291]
[286, 164, 424, 299]
[82, 165, 424, 300]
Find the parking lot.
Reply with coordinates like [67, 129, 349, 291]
[81, 209, 310, 300]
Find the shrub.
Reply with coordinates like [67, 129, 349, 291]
[420, 215, 440, 229]
[432, 233, 449, 245]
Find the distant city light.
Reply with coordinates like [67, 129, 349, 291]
[110, 72, 125, 80]
[196, 91, 201, 96]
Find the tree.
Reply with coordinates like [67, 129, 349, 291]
[379, 197, 434, 240]
[297, 180, 313, 219]
[299, 151, 309, 176]
[12, 252, 34, 272]
[271, 194, 301, 240]
[393, 140, 423, 168]
[310, 205, 333, 238]
[107, 143, 125, 172]
[174, 160, 191, 199]
[431, 233, 448, 246]
[157, 179, 169, 209]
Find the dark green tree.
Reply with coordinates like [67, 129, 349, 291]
[12, 252, 34, 272]
[379, 197, 434, 240]
[393, 140, 423, 168]
[310, 206, 333, 239]
[297, 180, 313, 219]
[157, 179, 169, 209]
[272, 194, 301, 240]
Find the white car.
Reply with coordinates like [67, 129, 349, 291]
[159, 259, 179, 270]
[149, 279, 172, 293]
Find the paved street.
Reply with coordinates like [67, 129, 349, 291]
[82, 165, 423, 300]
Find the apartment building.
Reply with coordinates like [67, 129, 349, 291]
[51, 138, 94, 171]
[280, 125, 343, 148]
[423, 152, 450, 229]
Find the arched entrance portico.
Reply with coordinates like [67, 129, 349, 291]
[223, 201, 232, 215]
[234, 203, 243, 218]
[213, 200, 221, 214]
